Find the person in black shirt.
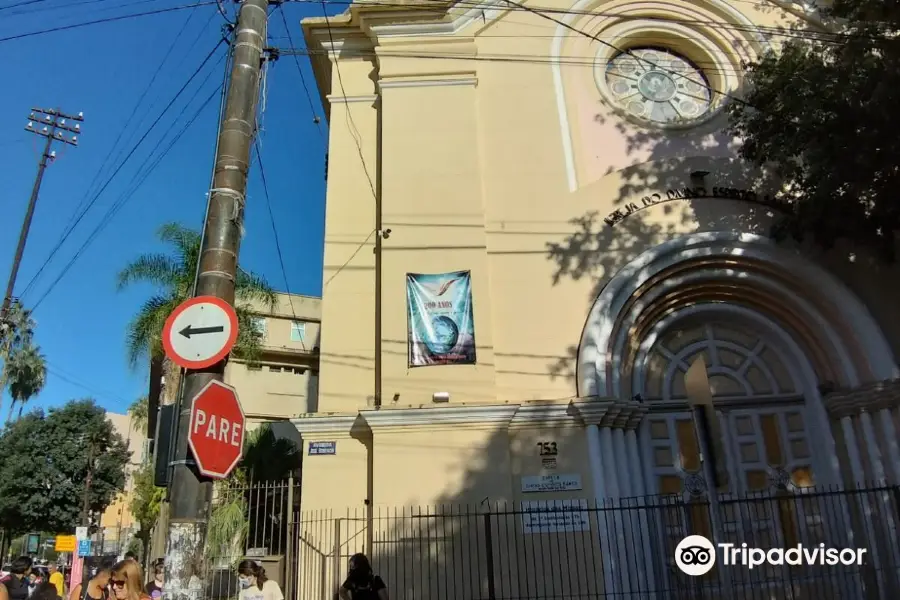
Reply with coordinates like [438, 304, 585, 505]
[338, 554, 388, 600]
[1, 557, 33, 600]
[143, 564, 163, 600]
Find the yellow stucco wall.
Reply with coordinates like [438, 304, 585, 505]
[307, 0, 900, 413]
[298, 0, 900, 529]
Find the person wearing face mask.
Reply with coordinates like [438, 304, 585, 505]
[236, 561, 282, 600]
[338, 554, 388, 600]
[141, 564, 162, 600]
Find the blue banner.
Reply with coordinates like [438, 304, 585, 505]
[406, 271, 477, 367]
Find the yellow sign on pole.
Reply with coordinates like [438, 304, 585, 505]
[54, 535, 76, 552]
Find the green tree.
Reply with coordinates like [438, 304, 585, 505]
[727, 0, 900, 260]
[0, 399, 130, 535]
[117, 223, 277, 400]
[129, 461, 163, 564]
[0, 301, 46, 423]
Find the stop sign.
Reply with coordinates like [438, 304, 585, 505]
[188, 380, 245, 479]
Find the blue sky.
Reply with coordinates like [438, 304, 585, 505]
[0, 0, 338, 415]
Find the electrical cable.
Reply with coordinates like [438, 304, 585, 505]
[52, 3, 207, 252]
[281, 45, 751, 76]
[293, 0, 858, 44]
[277, 3, 326, 146]
[20, 38, 226, 303]
[31, 80, 225, 312]
[0, 0, 49, 12]
[316, 0, 380, 288]
[0, 1, 217, 43]
[253, 138, 307, 350]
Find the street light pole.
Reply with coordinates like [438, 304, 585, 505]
[1, 107, 83, 322]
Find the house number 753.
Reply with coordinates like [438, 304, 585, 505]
[537, 441, 558, 456]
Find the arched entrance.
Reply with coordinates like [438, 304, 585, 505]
[575, 232, 899, 597]
[577, 231, 896, 490]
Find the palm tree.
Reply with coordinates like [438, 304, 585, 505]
[0, 301, 41, 421]
[4, 342, 47, 424]
[117, 223, 277, 399]
[128, 395, 149, 434]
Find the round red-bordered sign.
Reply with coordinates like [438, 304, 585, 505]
[162, 296, 239, 370]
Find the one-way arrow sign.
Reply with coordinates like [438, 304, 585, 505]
[180, 325, 225, 338]
[163, 296, 239, 370]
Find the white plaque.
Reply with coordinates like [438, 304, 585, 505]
[75, 527, 88, 541]
[521, 499, 590, 534]
[521, 473, 582, 493]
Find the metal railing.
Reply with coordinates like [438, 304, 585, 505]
[293, 485, 900, 600]
[207, 477, 301, 600]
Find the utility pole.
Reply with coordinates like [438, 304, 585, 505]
[1, 107, 83, 322]
[163, 1, 268, 598]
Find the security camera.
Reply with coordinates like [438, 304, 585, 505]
[381, 228, 392, 239]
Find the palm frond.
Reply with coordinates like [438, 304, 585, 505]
[128, 396, 149, 432]
[233, 305, 265, 365]
[126, 295, 179, 367]
[157, 223, 201, 271]
[117, 254, 182, 291]
[5, 343, 47, 402]
[236, 269, 277, 309]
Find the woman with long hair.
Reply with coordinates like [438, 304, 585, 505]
[108, 561, 148, 600]
[236, 561, 282, 600]
[68, 558, 114, 600]
[338, 554, 388, 600]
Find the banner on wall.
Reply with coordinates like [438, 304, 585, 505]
[406, 270, 476, 367]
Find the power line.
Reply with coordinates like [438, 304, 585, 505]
[0, 0, 49, 12]
[277, 3, 326, 145]
[281, 46, 752, 75]
[252, 138, 307, 350]
[0, 0, 217, 43]
[21, 39, 226, 307]
[294, 0, 856, 44]
[31, 81, 225, 312]
[316, 0, 381, 287]
[45, 4, 210, 280]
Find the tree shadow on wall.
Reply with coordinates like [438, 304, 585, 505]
[290, 412, 885, 600]
[291, 420, 674, 600]
[544, 105, 785, 383]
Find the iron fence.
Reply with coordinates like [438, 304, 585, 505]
[294, 485, 900, 600]
[207, 477, 301, 600]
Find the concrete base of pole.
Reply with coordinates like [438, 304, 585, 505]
[163, 521, 207, 600]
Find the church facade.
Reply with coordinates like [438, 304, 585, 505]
[291, 0, 900, 597]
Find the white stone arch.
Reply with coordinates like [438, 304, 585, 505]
[552, 0, 774, 191]
[577, 232, 897, 399]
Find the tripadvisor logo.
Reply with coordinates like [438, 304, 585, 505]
[675, 535, 867, 576]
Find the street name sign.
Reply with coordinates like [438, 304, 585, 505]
[188, 380, 245, 479]
[162, 296, 238, 370]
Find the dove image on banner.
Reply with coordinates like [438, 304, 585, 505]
[406, 270, 477, 367]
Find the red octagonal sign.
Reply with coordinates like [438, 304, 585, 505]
[188, 380, 245, 479]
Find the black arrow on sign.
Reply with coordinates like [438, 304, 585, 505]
[179, 325, 225, 339]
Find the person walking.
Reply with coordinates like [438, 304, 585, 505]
[108, 561, 148, 600]
[236, 561, 282, 600]
[1, 557, 33, 600]
[338, 554, 389, 600]
[142, 564, 162, 600]
[67, 558, 113, 600]
[47, 566, 64, 599]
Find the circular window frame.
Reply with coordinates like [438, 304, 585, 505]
[593, 20, 741, 131]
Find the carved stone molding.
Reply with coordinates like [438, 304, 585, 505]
[823, 378, 900, 418]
